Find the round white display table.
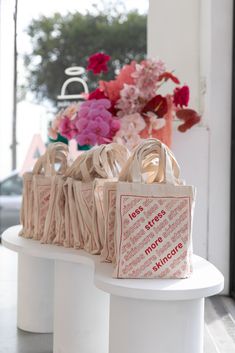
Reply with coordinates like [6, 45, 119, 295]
[2, 226, 224, 353]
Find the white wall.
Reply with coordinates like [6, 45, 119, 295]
[148, 0, 233, 293]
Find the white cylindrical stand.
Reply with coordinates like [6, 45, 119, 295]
[17, 252, 54, 333]
[53, 260, 110, 353]
[109, 295, 204, 353]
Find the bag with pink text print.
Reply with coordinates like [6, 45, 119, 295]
[101, 142, 169, 264]
[32, 143, 68, 241]
[113, 138, 196, 279]
[20, 143, 68, 240]
[19, 155, 46, 239]
[73, 144, 129, 255]
[54, 152, 87, 248]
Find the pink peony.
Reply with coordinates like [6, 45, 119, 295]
[87, 52, 110, 74]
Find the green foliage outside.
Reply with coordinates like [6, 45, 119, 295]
[24, 7, 147, 106]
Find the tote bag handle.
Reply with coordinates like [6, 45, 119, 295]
[119, 139, 182, 185]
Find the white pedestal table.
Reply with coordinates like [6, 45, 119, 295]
[2, 226, 224, 353]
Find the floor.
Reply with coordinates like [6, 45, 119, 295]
[0, 245, 235, 353]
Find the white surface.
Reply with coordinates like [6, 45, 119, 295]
[17, 253, 54, 333]
[53, 261, 109, 353]
[148, 0, 233, 294]
[172, 126, 209, 259]
[2, 226, 224, 301]
[109, 296, 204, 353]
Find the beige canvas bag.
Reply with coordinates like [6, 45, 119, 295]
[113, 138, 196, 279]
[101, 143, 162, 263]
[61, 153, 87, 248]
[74, 144, 129, 255]
[40, 147, 69, 244]
[32, 143, 68, 241]
[19, 155, 47, 238]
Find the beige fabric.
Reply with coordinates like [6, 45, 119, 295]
[101, 181, 118, 262]
[19, 143, 68, 241]
[58, 153, 87, 248]
[19, 155, 46, 238]
[113, 138, 196, 279]
[74, 144, 129, 255]
[100, 140, 181, 263]
[53, 176, 67, 246]
[39, 144, 68, 243]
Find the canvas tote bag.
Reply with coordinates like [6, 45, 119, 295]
[113, 138, 196, 279]
[101, 144, 163, 263]
[40, 144, 69, 244]
[32, 143, 68, 241]
[93, 144, 129, 250]
[19, 154, 47, 238]
[60, 153, 88, 248]
[74, 144, 129, 255]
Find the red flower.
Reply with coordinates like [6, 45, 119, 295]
[142, 95, 168, 118]
[87, 52, 110, 74]
[176, 108, 201, 132]
[173, 85, 190, 107]
[88, 88, 107, 100]
[159, 72, 180, 84]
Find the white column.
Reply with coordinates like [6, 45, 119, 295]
[17, 253, 54, 332]
[53, 260, 110, 353]
[109, 295, 204, 353]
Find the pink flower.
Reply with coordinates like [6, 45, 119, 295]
[63, 103, 80, 119]
[132, 59, 166, 99]
[89, 120, 110, 136]
[76, 132, 97, 146]
[173, 86, 190, 107]
[74, 99, 120, 146]
[115, 84, 143, 117]
[87, 52, 110, 74]
[59, 117, 79, 140]
[113, 113, 146, 149]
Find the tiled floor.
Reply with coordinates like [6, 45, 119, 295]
[0, 244, 235, 353]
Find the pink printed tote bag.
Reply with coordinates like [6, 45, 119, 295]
[62, 153, 88, 249]
[113, 138, 196, 279]
[101, 143, 163, 264]
[19, 154, 46, 238]
[74, 144, 129, 255]
[32, 143, 68, 241]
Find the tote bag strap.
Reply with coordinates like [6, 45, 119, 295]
[65, 152, 87, 179]
[119, 138, 182, 185]
[32, 143, 68, 176]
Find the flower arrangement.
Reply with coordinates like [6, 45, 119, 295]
[49, 52, 201, 149]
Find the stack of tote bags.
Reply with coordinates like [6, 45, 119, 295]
[20, 139, 196, 279]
